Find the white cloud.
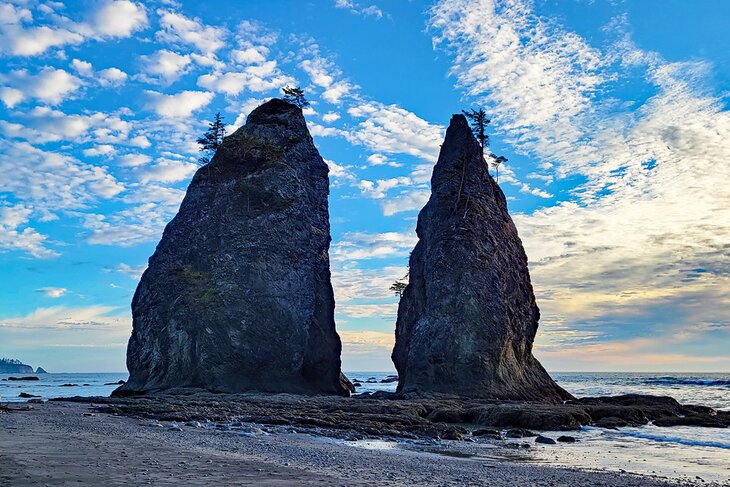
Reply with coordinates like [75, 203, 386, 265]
[0, 4, 32, 24]
[129, 135, 151, 148]
[135, 158, 198, 183]
[332, 263, 406, 303]
[322, 112, 341, 123]
[71, 59, 94, 77]
[116, 263, 147, 279]
[138, 50, 192, 84]
[0, 21, 84, 57]
[0, 1, 147, 57]
[98, 67, 128, 87]
[79, 202, 172, 247]
[118, 153, 152, 167]
[0, 140, 124, 212]
[357, 177, 412, 199]
[299, 53, 357, 105]
[346, 102, 443, 162]
[0, 87, 24, 108]
[361, 6, 383, 19]
[82, 144, 116, 157]
[0, 305, 128, 330]
[308, 122, 345, 138]
[235, 20, 278, 48]
[197, 63, 293, 95]
[332, 230, 417, 260]
[156, 10, 226, 54]
[36, 287, 67, 298]
[366, 153, 400, 167]
[334, 1, 384, 19]
[381, 190, 430, 216]
[0, 68, 82, 106]
[430, 0, 730, 357]
[231, 47, 267, 65]
[145, 90, 213, 118]
[2, 107, 142, 147]
[324, 158, 355, 182]
[0, 204, 58, 259]
[338, 304, 396, 319]
[87, 1, 148, 38]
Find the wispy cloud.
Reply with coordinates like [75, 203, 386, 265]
[430, 0, 730, 360]
[35, 287, 68, 298]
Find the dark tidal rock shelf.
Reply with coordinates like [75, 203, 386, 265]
[55, 392, 729, 442]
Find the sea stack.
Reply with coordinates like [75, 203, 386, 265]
[115, 99, 349, 396]
[391, 114, 571, 402]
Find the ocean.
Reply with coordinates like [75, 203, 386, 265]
[3, 371, 729, 410]
[2, 371, 729, 482]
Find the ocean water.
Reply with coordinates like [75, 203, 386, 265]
[2, 371, 728, 482]
[2, 371, 728, 409]
[0, 372, 128, 402]
[349, 371, 730, 410]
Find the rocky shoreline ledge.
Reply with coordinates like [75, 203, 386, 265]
[54, 392, 729, 442]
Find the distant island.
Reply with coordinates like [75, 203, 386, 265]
[0, 358, 46, 374]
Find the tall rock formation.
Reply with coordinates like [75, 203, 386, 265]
[115, 99, 349, 396]
[392, 114, 571, 402]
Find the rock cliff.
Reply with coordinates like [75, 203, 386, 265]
[115, 99, 349, 396]
[391, 114, 571, 402]
[0, 359, 34, 374]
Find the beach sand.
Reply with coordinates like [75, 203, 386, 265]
[0, 401, 705, 486]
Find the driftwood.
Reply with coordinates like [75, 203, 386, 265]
[0, 403, 33, 412]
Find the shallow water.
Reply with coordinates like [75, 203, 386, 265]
[349, 426, 730, 484]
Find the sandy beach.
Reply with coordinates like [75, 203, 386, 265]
[1, 401, 715, 486]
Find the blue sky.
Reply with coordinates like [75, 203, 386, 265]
[1, 0, 728, 373]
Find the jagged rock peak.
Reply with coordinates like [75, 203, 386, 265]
[115, 98, 350, 397]
[391, 113, 572, 402]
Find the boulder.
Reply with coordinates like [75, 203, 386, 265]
[505, 428, 537, 438]
[472, 428, 501, 438]
[392, 114, 571, 402]
[114, 99, 348, 396]
[535, 435, 556, 445]
[466, 403, 590, 430]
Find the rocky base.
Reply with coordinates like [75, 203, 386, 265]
[55, 393, 729, 441]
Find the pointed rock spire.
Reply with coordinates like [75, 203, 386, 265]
[115, 99, 350, 396]
[391, 114, 571, 402]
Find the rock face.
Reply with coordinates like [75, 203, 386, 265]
[0, 359, 34, 374]
[391, 114, 571, 402]
[115, 99, 348, 397]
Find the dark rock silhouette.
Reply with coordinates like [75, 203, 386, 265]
[391, 114, 571, 402]
[115, 99, 348, 397]
[0, 358, 34, 374]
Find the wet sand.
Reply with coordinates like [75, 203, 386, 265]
[0, 402, 708, 486]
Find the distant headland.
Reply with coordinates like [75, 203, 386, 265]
[0, 358, 47, 374]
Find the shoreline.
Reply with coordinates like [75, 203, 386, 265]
[2, 401, 727, 486]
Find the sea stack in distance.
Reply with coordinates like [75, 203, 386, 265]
[115, 99, 350, 396]
[391, 114, 571, 402]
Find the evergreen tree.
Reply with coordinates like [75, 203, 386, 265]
[491, 154, 507, 183]
[462, 108, 491, 159]
[282, 86, 309, 108]
[390, 271, 410, 298]
[196, 112, 226, 165]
